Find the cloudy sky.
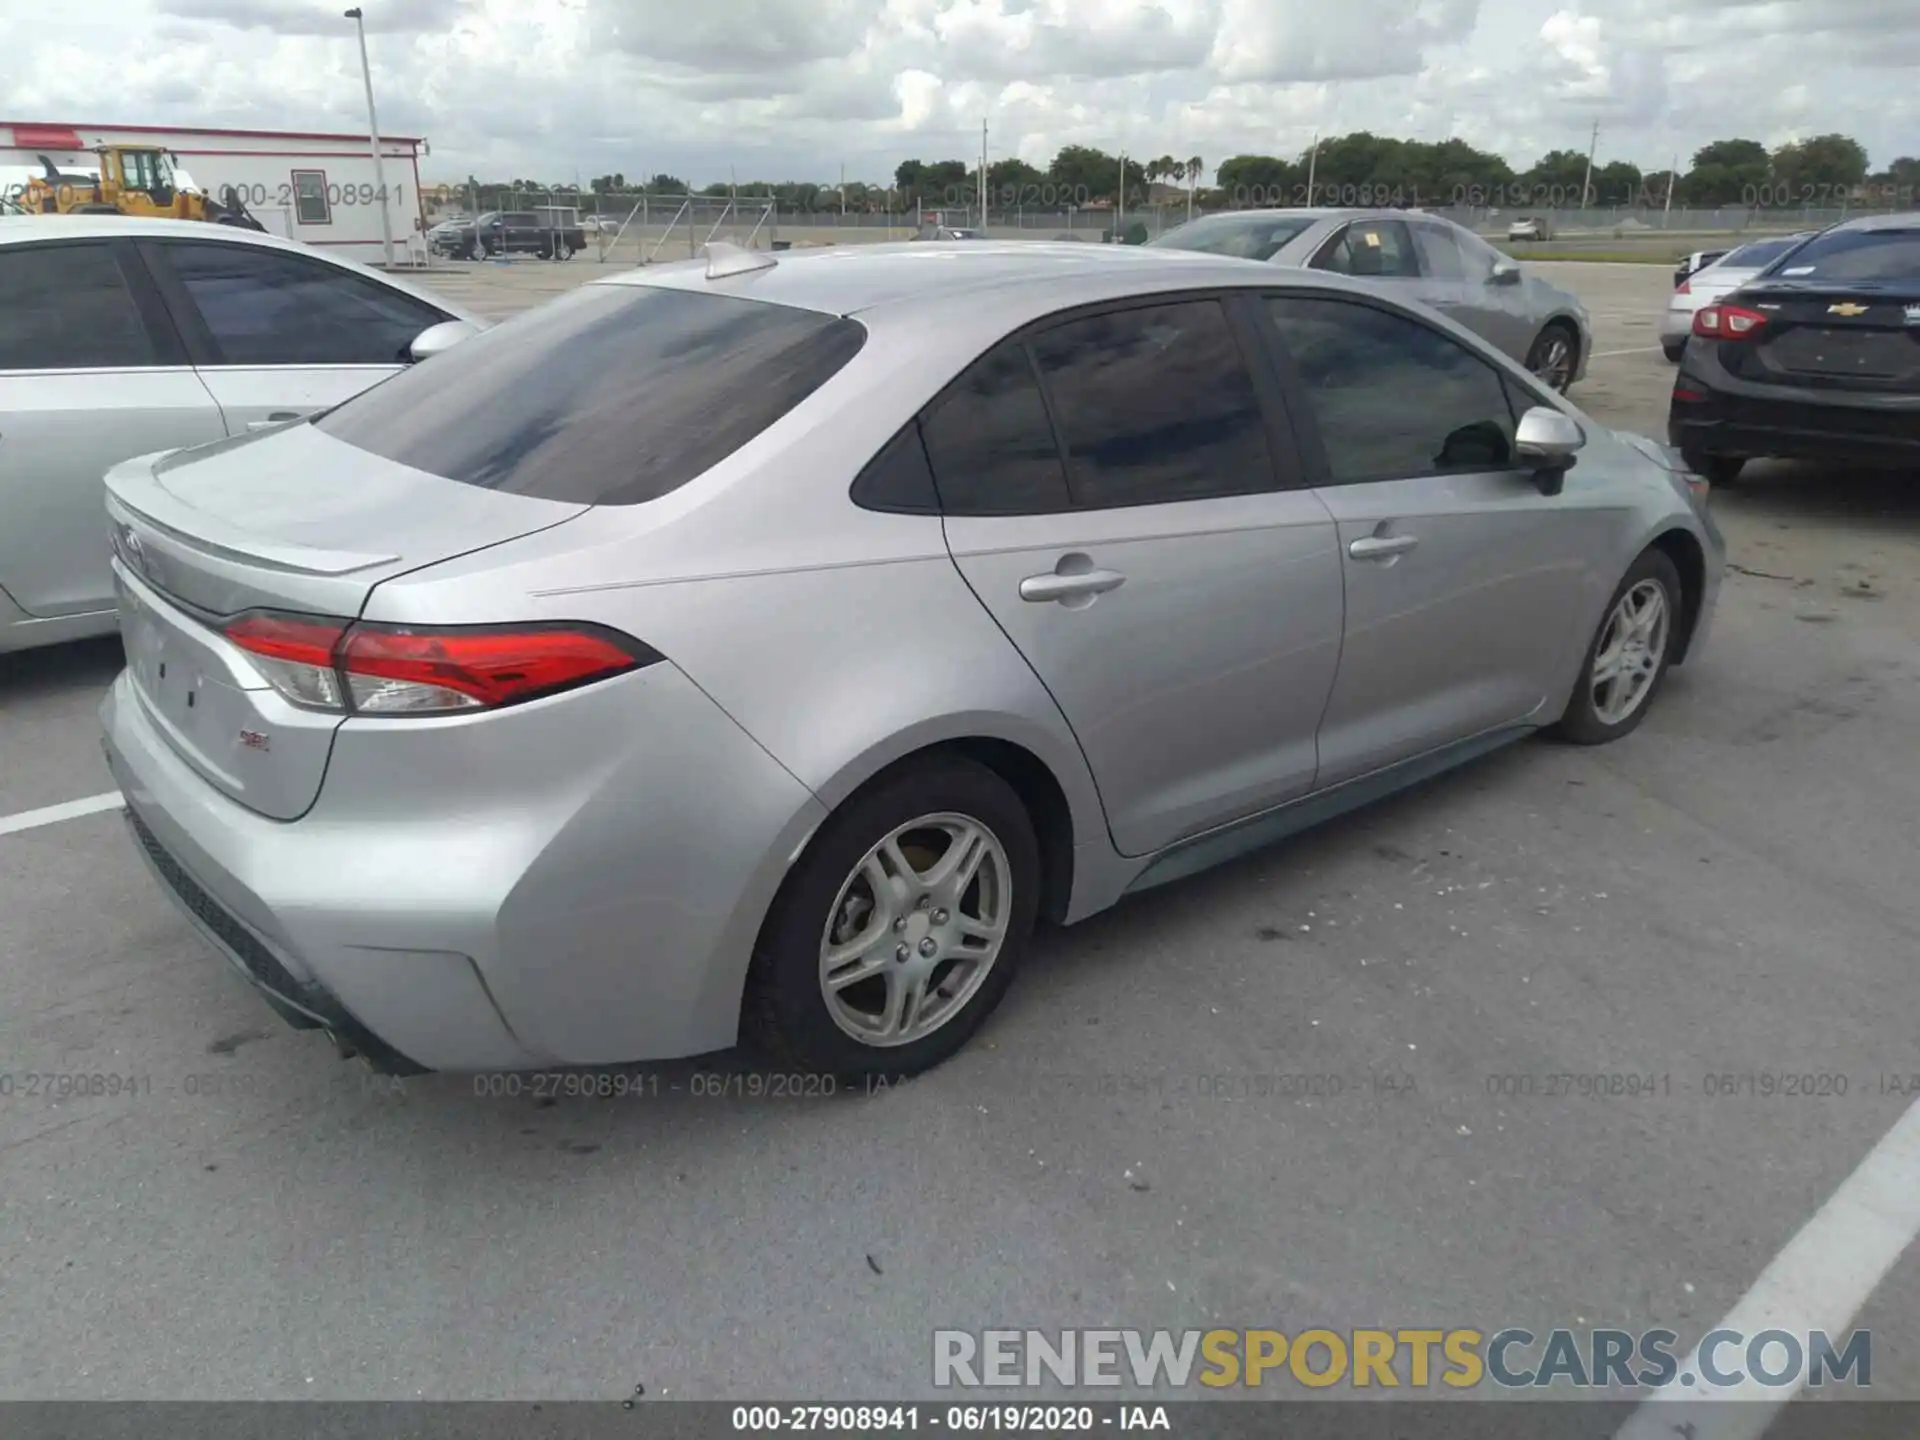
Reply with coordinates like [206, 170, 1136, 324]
[3, 0, 1917, 186]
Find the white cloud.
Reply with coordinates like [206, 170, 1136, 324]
[2, 0, 1916, 185]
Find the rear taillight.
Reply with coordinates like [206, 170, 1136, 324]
[223, 614, 657, 716]
[1693, 303, 1767, 340]
[1675, 278, 1691, 295]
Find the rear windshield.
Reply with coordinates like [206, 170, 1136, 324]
[1762, 228, 1920, 283]
[315, 284, 867, 505]
[1721, 235, 1807, 269]
[1147, 213, 1314, 261]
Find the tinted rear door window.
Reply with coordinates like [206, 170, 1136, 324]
[153, 241, 447, 365]
[919, 340, 1072, 515]
[316, 284, 867, 505]
[0, 242, 158, 370]
[1028, 298, 1276, 508]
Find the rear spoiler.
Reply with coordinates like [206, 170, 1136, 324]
[105, 451, 401, 579]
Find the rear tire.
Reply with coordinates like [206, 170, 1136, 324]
[1549, 549, 1684, 746]
[742, 755, 1040, 1083]
[1682, 451, 1744, 487]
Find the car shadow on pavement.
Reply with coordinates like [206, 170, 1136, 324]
[0, 633, 124, 704]
[1721, 461, 1920, 532]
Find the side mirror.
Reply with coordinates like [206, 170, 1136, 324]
[1489, 261, 1522, 286]
[1515, 405, 1584, 495]
[408, 319, 479, 362]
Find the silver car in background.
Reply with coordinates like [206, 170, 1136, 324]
[101, 241, 1720, 1084]
[1147, 208, 1593, 391]
[0, 217, 483, 654]
[1659, 232, 1814, 360]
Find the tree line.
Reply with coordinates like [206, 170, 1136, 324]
[448, 133, 1920, 215]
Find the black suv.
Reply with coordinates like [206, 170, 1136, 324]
[434, 209, 585, 261]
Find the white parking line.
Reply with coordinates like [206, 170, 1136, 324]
[0, 791, 124, 837]
[1591, 345, 1664, 358]
[1615, 1095, 1920, 1439]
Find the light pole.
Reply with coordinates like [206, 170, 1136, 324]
[344, 7, 395, 267]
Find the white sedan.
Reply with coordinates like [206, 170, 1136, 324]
[1659, 232, 1813, 361]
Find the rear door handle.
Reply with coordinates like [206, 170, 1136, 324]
[248, 412, 303, 431]
[1019, 568, 1126, 603]
[1348, 534, 1419, 560]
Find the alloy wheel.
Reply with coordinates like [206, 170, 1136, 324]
[1533, 333, 1575, 391]
[817, 813, 1011, 1048]
[1590, 579, 1671, 726]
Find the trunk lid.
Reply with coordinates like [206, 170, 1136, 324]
[1728, 280, 1920, 393]
[103, 424, 589, 819]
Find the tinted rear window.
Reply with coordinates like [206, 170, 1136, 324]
[1147, 214, 1314, 261]
[1722, 236, 1806, 269]
[1764, 228, 1920, 282]
[315, 284, 866, 505]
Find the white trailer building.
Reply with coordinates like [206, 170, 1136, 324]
[0, 121, 429, 262]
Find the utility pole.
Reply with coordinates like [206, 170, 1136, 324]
[840, 162, 846, 221]
[979, 119, 988, 228]
[1306, 129, 1320, 205]
[1116, 151, 1126, 237]
[343, 7, 394, 267]
[1663, 153, 1676, 227]
[1580, 119, 1599, 209]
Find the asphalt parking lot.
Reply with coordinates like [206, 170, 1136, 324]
[2, 260, 1916, 1408]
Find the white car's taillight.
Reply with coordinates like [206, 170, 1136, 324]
[223, 613, 658, 716]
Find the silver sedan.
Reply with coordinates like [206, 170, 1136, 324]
[1148, 208, 1592, 391]
[0, 216, 483, 655]
[101, 240, 1720, 1083]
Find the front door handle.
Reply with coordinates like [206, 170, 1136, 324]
[247, 412, 303, 431]
[1348, 534, 1419, 560]
[1020, 568, 1126, 603]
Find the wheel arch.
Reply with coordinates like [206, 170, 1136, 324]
[1647, 526, 1708, 665]
[805, 721, 1106, 927]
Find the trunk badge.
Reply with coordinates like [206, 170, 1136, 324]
[1904, 305, 1920, 326]
[1828, 302, 1869, 317]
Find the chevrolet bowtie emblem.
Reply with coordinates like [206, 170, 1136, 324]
[1828, 302, 1869, 317]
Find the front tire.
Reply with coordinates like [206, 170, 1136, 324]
[742, 755, 1040, 1082]
[1549, 549, 1684, 745]
[1661, 339, 1686, 362]
[1527, 322, 1580, 393]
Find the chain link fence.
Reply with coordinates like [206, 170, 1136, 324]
[418, 184, 1914, 266]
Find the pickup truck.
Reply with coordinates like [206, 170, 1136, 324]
[433, 208, 586, 261]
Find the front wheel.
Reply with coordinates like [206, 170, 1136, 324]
[742, 755, 1039, 1082]
[1527, 322, 1580, 392]
[1549, 549, 1684, 745]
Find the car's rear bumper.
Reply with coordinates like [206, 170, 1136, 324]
[101, 661, 829, 1072]
[1669, 390, 1920, 466]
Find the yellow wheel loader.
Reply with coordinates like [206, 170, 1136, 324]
[24, 146, 266, 230]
